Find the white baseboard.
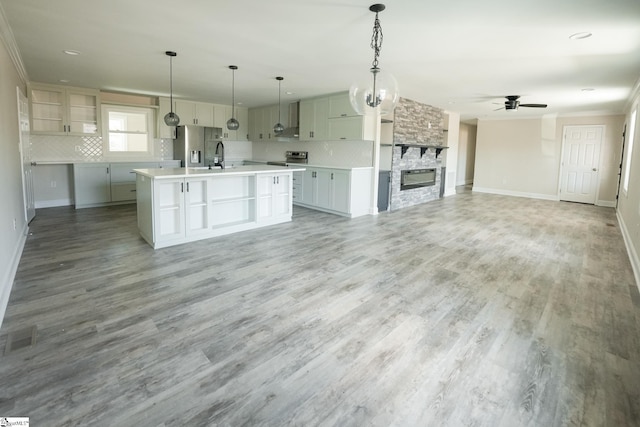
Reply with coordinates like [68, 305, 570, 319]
[617, 210, 640, 292]
[596, 200, 616, 208]
[0, 224, 28, 330]
[471, 187, 560, 201]
[444, 188, 457, 197]
[35, 198, 72, 208]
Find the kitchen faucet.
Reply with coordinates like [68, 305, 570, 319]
[214, 141, 225, 169]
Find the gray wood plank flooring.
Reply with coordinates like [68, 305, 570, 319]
[1, 190, 639, 426]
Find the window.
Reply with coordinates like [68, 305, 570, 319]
[623, 108, 637, 194]
[102, 105, 154, 157]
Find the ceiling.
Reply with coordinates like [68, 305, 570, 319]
[2, 0, 640, 123]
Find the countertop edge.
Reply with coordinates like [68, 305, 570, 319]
[134, 165, 306, 179]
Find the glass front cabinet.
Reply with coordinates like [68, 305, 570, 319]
[28, 83, 101, 136]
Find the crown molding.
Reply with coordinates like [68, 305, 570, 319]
[626, 76, 640, 112]
[0, 2, 29, 84]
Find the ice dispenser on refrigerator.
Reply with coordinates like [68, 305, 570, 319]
[173, 125, 222, 167]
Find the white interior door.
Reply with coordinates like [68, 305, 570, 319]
[559, 125, 603, 204]
[17, 87, 35, 223]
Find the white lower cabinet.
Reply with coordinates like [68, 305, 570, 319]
[292, 171, 303, 202]
[154, 177, 210, 244]
[257, 173, 291, 222]
[294, 166, 372, 218]
[73, 161, 179, 208]
[136, 168, 297, 249]
[73, 163, 111, 206]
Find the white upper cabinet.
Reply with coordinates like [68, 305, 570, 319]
[248, 104, 282, 142]
[299, 97, 328, 141]
[159, 98, 246, 140]
[299, 92, 375, 141]
[29, 83, 101, 136]
[328, 92, 358, 118]
[174, 100, 214, 126]
[215, 105, 249, 141]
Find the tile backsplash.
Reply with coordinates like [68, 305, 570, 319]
[31, 134, 173, 162]
[252, 139, 374, 168]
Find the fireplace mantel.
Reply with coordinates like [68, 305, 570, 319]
[382, 144, 449, 159]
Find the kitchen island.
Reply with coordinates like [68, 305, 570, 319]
[134, 165, 305, 249]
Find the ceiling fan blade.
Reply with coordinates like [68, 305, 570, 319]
[519, 103, 547, 108]
[493, 106, 505, 111]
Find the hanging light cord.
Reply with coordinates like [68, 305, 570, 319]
[370, 11, 383, 71]
[278, 79, 282, 123]
[231, 68, 235, 118]
[169, 55, 174, 112]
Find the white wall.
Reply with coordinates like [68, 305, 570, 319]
[0, 30, 28, 328]
[443, 112, 460, 197]
[457, 123, 477, 185]
[617, 87, 640, 289]
[474, 115, 624, 203]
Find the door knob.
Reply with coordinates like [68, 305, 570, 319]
[592, 168, 597, 171]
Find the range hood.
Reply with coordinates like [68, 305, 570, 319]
[277, 102, 299, 139]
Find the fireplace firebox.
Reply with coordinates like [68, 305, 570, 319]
[401, 168, 436, 190]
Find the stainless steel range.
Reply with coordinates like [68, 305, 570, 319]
[267, 151, 308, 166]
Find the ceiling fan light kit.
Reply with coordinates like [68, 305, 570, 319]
[503, 95, 548, 111]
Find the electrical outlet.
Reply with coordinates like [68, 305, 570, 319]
[51, 180, 57, 188]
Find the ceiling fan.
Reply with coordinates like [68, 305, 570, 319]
[496, 95, 548, 111]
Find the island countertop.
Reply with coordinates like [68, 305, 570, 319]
[133, 164, 306, 179]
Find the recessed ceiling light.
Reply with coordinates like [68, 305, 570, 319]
[581, 88, 595, 92]
[286, 91, 294, 95]
[569, 32, 592, 40]
[59, 79, 70, 83]
[63, 50, 81, 55]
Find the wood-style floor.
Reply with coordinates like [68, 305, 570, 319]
[1, 189, 639, 426]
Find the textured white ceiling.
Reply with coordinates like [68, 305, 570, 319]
[2, 0, 639, 122]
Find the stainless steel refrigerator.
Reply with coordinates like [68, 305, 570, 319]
[173, 125, 222, 167]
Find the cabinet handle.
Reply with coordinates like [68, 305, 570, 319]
[273, 177, 276, 184]
[331, 173, 334, 180]
[181, 182, 184, 193]
[130, 189, 136, 193]
[186, 182, 190, 192]
[341, 113, 347, 117]
[106, 167, 109, 174]
[340, 137, 346, 140]
[277, 176, 279, 184]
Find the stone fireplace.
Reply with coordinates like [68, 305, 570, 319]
[387, 98, 447, 211]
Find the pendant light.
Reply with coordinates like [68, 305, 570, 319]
[349, 4, 399, 115]
[163, 51, 180, 126]
[226, 65, 240, 131]
[273, 76, 284, 135]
